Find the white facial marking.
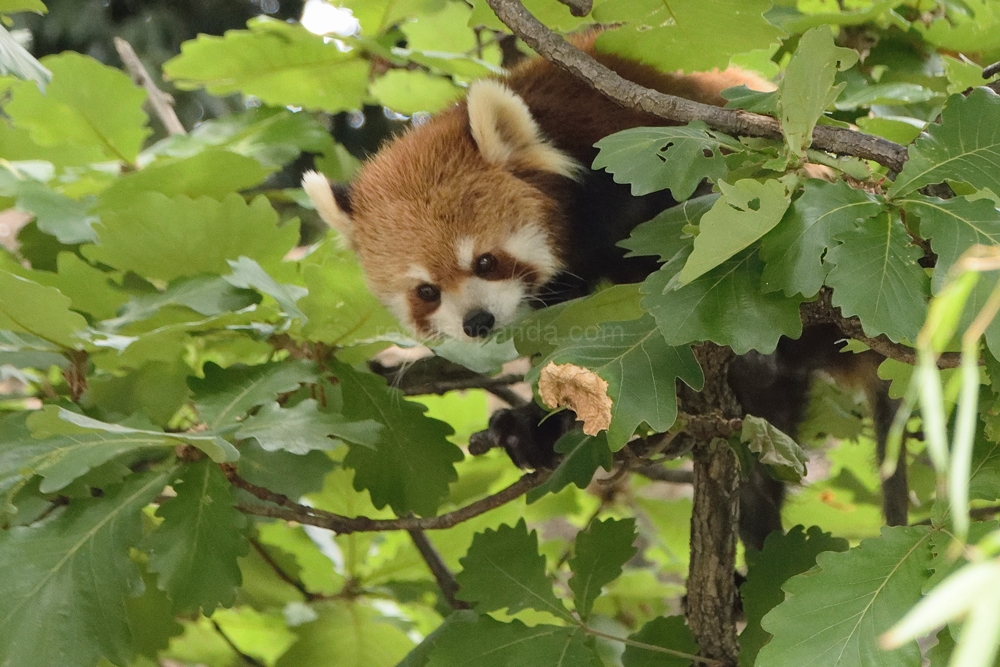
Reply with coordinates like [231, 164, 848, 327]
[406, 265, 433, 283]
[455, 237, 475, 269]
[504, 225, 561, 282]
[428, 277, 528, 340]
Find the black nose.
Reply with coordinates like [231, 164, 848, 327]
[463, 310, 496, 338]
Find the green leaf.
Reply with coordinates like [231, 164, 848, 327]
[424, 612, 598, 667]
[224, 256, 307, 322]
[0, 269, 88, 348]
[48, 408, 238, 463]
[189, 361, 319, 430]
[334, 362, 461, 517]
[6, 51, 148, 163]
[125, 566, 185, 660]
[740, 415, 808, 481]
[31, 252, 129, 321]
[0, 0, 47, 15]
[593, 124, 742, 199]
[108, 275, 260, 329]
[13, 180, 97, 244]
[145, 460, 248, 614]
[620, 194, 715, 262]
[235, 399, 381, 453]
[236, 440, 334, 499]
[740, 526, 849, 667]
[455, 520, 567, 618]
[510, 284, 644, 359]
[761, 179, 884, 297]
[622, 615, 699, 667]
[758, 526, 933, 667]
[86, 359, 190, 426]
[680, 179, 790, 284]
[642, 249, 805, 354]
[277, 599, 417, 667]
[778, 26, 859, 157]
[371, 69, 463, 114]
[534, 315, 703, 450]
[98, 150, 272, 210]
[146, 107, 336, 169]
[0, 470, 171, 667]
[593, 0, 784, 73]
[825, 210, 929, 343]
[299, 248, 399, 347]
[84, 192, 299, 283]
[525, 431, 613, 503]
[569, 518, 638, 620]
[901, 195, 1000, 292]
[0, 411, 168, 495]
[164, 17, 369, 113]
[889, 89, 1000, 198]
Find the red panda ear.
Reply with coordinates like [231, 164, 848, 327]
[301, 170, 354, 245]
[467, 80, 580, 179]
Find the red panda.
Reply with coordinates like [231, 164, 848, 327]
[302, 35, 905, 548]
[302, 33, 773, 340]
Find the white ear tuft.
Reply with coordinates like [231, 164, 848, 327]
[467, 80, 581, 179]
[302, 170, 353, 242]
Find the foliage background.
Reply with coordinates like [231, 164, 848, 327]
[2, 0, 1000, 666]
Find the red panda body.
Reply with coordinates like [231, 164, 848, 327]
[304, 34, 772, 339]
[303, 38, 906, 548]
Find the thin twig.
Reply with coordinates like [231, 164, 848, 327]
[483, 0, 909, 173]
[407, 529, 471, 610]
[633, 465, 695, 485]
[235, 470, 551, 533]
[113, 37, 186, 136]
[250, 538, 318, 601]
[211, 619, 266, 667]
[554, 0, 592, 17]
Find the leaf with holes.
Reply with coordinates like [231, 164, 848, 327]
[679, 179, 790, 284]
[778, 27, 858, 157]
[0, 470, 171, 667]
[761, 179, 884, 297]
[889, 88, 1000, 197]
[593, 123, 743, 199]
[825, 210, 929, 343]
[145, 461, 249, 614]
[530, 315, 703, 450]
[758, 526, 933, 667]
[621, 193, 715, 262]
[455, 520, 568, 619]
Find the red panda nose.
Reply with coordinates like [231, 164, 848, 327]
[463, 310, 495, 338]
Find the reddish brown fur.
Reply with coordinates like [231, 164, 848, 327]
[345, 33, 770, 333]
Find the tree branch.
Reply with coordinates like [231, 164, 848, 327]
[800, 291, 962, 368]
[369, 358, 527, 405]
[407, 529, 471, 610]
[113, 37, 186, 136]
[233, 470, 550, 533]
[250, 538, 318, 601]
[483, 0, 908, 173]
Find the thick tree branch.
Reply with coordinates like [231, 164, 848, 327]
[800, 291, 962, 368]
[232, 469, 550, 533]
[484, 0, 909, 173]
[369, 358, 527, 405]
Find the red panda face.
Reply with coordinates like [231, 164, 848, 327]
[303, 80, 580, 340]
[349, 155, 566, 340]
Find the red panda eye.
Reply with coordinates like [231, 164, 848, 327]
[474, 253, 497, 277]
[416, 284, 441, 303]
